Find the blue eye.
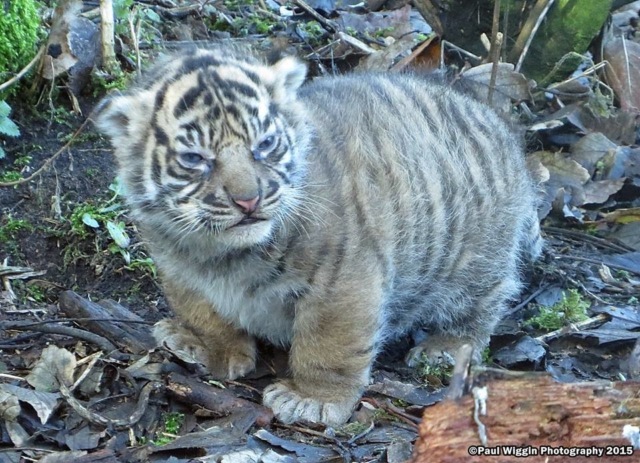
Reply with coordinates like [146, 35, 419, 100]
[178, 152, 204, 166]
[255, 135, 277, 155]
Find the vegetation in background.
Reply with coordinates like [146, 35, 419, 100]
[0, 0, 41, 90]
[0, 101, 21, 159]
[524, 289, 590, 331]
[0, 216, 33, 243]
[152, 412, 184, 446]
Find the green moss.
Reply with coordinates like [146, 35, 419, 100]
[524, 289, 590, 331]
[0, 217, 33, 243]
[521, 0, 613, 83]
[412, 353, 454, 387]
[0, 0, 41, 94]
[152, 412, 184, 446]
[91, 68, 133, 97]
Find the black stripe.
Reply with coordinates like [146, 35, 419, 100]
[154, 82, 170, 112]
[306, 241, 331, 285]
[272, 168, 291, 184]
[151, 155, 161, 184]
[203, 193, 228, 208]
[264, 179, 280, 199]
[326, 233, 348, 289]
[174, 78, 207, 118]
[180, 55, 222, 75]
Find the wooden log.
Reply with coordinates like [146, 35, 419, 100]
[166, 373, 274, 427]
[412, 368, 640, 463]
[58, 290, 155, 354]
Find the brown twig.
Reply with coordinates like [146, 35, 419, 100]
[273, 422, 350, 454]
[0, 46, 45, 93]
[506, 285, 549, 316]
[512, 0, 556, 72]
[0, 117, 92, 187]
[0, 320, 118, 354]
[543, 226, 634, 253]
[292, 0, 337, 33]
[487, 0, 502, 105]
[59, 380, 158, 429]
[361, 397, 419, 429]
[554, 255, 640, 277]
[534, 313, 610, 344]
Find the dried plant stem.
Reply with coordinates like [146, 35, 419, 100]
[0, 117, 91, 187]
[293, 0, 337, 32]
[513, 0, 556, 72]
[535, 313, 610, 344]
[487, 0, 503, 105]
[0, 46, 44, 93]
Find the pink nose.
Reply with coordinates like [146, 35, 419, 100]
[233, 196, 260, 214]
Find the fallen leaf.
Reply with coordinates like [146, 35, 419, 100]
[0, 388, 21, 421]
[492, 336, 547, 368]
[253, 429, 338, 460]
[603, 252, 640, 276]
[0, 384, 60, 424]
[529, 150, 590, 214]
[39, 451, 89, 463]
[458, 62, 534, 113]
[26, 345, 76, 392]
[600, 208, 640, 225]
[582, 178, 625, 204]
[570, 132, 617, 174]
[367, 378, 438, 406]
[603, 35, 640, 114]
[606, 221, 640, 251]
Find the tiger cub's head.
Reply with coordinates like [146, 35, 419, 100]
[94, 48, 309, 253]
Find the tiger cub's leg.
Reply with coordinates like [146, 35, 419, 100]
[153, 283, 256, 380]
[263, 288, 382, 426]
[406, 280, 518, 367]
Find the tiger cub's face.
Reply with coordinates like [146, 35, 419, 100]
[94, 50, 309, 251]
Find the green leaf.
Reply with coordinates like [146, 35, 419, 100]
[108, 177, 125, 197]
[106, 220, 130, 248]
[0, 117, 20, 137]
[143, 8, 161, 23]
[82, 213, 100, 228]
[0, 101, 11, 118]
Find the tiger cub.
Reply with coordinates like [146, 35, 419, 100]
[94, 47, 541, 426]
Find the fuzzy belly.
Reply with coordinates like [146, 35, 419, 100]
[194, 272, 297, 346]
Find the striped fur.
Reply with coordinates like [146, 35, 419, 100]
[94, 48, 542, 426]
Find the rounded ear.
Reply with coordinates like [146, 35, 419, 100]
[265, 56, 307, 103]
[92, 91, 152, 143]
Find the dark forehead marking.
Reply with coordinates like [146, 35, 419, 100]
[179, 54, 223, 75]
[173, 73, 209, 118]
[153, 81, 170, 112]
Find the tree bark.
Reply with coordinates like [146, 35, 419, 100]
[99, 0, 118, 72]
[413, 368, 640, 463]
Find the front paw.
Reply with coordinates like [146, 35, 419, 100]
[263, 380, 359, 426]
[153, 319, 256, 380]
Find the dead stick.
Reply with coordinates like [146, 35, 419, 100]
[535, 313, 610, 344]
[166, 373, 274, 427]
[487, 0, 502, 105]
[554, 254, 640, 277]
[292, 0, 337, 32]
[513, 0, 556, 72]
[59, 380, 158, 429]
[0, 46, 45, 93]
[0, 117, 92, 187]
[0, 320, 118, 354]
